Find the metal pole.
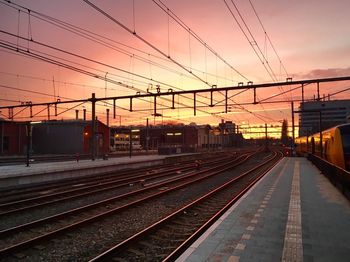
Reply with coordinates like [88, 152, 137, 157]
[207, 127, 210, 151]
[0, 121, 3, 154]
[83, 109, 86, 121]
[129, 127, 132, 158]
[75, 110, 79, 120]
[106, 108, 110, 127]
[291, 101, 295, 157]
[265, 123, 268, 150]
[301, 84, 304, 103]
[194, 92, 196, 116]
[319, 111, 323, 158]
[146, 118, 149, 154]
[91, 93, 96, 161]
[26, 121, 31, 167]
[106, 108, 110, 155]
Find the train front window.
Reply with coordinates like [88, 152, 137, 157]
[342, 134, 350, 154]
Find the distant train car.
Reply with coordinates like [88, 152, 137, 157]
[295, 136, 308, 156]
[295, 123, 350, 171]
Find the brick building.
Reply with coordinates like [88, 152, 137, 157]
[0, 119, 27, 155]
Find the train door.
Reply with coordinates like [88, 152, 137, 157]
[311, 137, 315, 154]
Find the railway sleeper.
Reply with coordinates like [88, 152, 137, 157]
[126, 248, 145, 256]
[161, 226, 192, 235]
[150, 234, 169, 241]
[166, 225, 193, 236]
[157, 228, 172, 236]
[111, 257, 128, 262]
[13, 252, 26, 259]
[33, 245, 45, 250]
[139, 240, 162, 249]
[161, 230, 190, 237]
[171, 221, 194, 228]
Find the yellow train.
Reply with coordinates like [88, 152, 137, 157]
[295, 123, 350, 171]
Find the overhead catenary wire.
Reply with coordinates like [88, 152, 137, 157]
[152, 0, 249, 82]
[248, 0, 291, 101]
[0, 0, 254, 123]
[82, 0, 217, 88]
[222, 0, 290, 121]
[1, 10, 236, 112]
[0, 40, 235, 123]
[0, 10, 244, 122]
[248, 0, 288, 78]
[0, 0, 314, 126]
[0, 0, 238, 86]
[223, 0, 277, 82]
[150, 0, 268, 122]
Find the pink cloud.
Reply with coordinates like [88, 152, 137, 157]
[297, 67, 350, 79]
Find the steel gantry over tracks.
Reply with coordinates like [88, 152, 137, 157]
[1, 76, 350, 160]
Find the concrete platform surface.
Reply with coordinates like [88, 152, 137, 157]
[0, 152, 203, 188]
[177, 157, 350, 262]
[0, 154, 167, 178]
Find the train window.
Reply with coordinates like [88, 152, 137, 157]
[324, 141, 328, 160]
[342, 134, 350, 154]
[340, 125, 350, 154]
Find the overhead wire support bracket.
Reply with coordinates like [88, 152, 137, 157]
[301, 84, 304, 103]
[253, 88, 257, 104]
[154, 95, 157, 116]
[210, 85, 217, 107]
[47, 104, 50, 120]
[168, 88, 175, 109]
[8, 107, 13, 120]
[194, 92, 196, 116]
[113, 99, 116, 119]
[225, 90, 228, 113]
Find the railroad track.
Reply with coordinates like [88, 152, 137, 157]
[90, 150, 283, 261]
[0, 151, 252, 255]
[0, 153, 237, 217]
[0, 149, 272, 261]
[0, 151, 235, 202]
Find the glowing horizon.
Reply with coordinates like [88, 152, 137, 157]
[1, 0, 350, 138]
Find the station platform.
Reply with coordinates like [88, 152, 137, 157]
[0, 153, 197, 188]
[178, 157, 350, 262]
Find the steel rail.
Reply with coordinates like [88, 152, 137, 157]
[0, 152, 226, 198]
[164, 151, 283, 261]
[0, 152, 253, 256]
[0, 154, 234, 215]
[88, 150, 282, 261]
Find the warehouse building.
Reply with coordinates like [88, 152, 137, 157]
[32, 119, 109, 155]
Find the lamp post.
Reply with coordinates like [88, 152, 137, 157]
[26, 121, 32, 167]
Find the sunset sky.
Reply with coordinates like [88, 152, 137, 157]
[1, 0, 350, 138]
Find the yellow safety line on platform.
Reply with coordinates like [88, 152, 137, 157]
[282, 160, 303, 262]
